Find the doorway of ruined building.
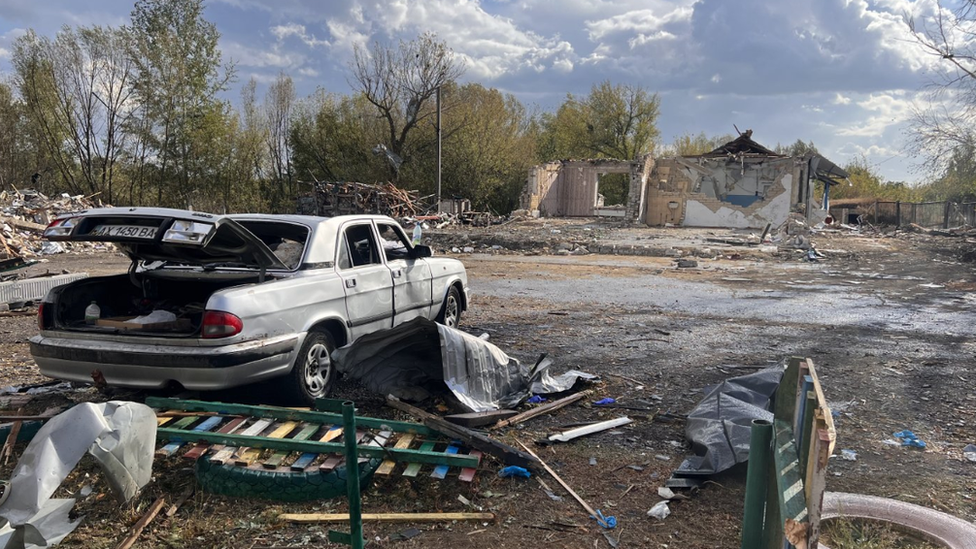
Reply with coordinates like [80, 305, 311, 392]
[595, 172, 629, 217]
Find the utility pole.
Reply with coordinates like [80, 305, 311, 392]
[436, 86, 442, 212]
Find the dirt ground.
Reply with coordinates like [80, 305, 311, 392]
[1, 218, 974, 548]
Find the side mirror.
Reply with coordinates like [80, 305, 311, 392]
[411, 244, 432, 258]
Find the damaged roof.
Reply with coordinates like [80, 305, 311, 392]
[807, 154, 849, 186]
[701, 131, 782, 158]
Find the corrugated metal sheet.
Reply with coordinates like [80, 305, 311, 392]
[0, 273, 88, 305]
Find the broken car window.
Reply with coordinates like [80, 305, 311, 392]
[377, 223, 410, 261]
[342, 224, 381, 267]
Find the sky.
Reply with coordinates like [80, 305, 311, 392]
[0, 0, 960, 183]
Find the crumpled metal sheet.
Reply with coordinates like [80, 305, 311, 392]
[674, 366, 784, 477]
[332, 317, 595, 412]
[0, 401, 156, 548]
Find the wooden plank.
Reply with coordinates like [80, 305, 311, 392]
[491, 391, 592, 430]
[458, 450, 483, 483]
[263, 423, 319, 469]
[156, 425, 478, 468]
[184, 416, 247, 461]
[804, 358, 836, 455]
[171, 416, 222, 460]
[403, 441, 437, 477]
[774, 357, 802, 425]
[147, 397, 433, 435]
[156, 415, 203, 457]
[280, 512, 494, 524]
[236, 421, 295, 466]
[516, 440, 607, 527]
[209, 418, 271, 465]
[445, 410, 517, 428]
[805, 423, 831, 549]
[430, 443, 459, 480]
[376, 433, 415, 476]
[115, 496, 166, 549]
[290, 426, 342, 471]
[320, 431, 365, 472]
[386, 396, 539, 470]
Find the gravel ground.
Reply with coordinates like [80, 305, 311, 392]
[0, 222, 973, 548]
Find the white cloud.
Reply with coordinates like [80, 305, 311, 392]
[0, 47, 9, 60]
[271, 24, 330, 48]
[833, 93, 852, 105]
[836, 92, 914, 137]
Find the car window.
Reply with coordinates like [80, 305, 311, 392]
[341, 224, 381, 268]
[235, 220, 310, 270]
[377, 223, 410, 261]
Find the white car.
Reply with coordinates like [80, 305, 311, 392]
[30, 208, 469, 404]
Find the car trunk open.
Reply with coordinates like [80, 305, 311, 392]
[49, 272, 265, 337]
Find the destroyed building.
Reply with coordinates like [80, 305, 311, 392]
[521, 132, 848, 229]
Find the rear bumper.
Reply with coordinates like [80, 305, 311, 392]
[29, 333, 300, 390]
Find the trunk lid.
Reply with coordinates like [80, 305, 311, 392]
[44, 207, 285, 270]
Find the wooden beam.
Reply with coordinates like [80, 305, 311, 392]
[116, 496, 166, 549]
[491, 391, 592, 430]
[445, 410, 517, 428]
[280, 512, 495, 524]
[516, 440, 604, 526]
[156, 426, 478, 468]
[385, 396, 539, 470]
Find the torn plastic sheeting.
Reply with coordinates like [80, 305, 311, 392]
[0, 401, 156, 548]
[332, 317, 595, 412]
[673, 366, 783, 477]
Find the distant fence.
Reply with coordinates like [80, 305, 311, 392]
[830, 200, 976, 229]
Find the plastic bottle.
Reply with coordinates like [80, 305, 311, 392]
[412, 223, 422, 245]
[84, 301, 101, 324]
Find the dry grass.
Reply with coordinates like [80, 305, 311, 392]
[821, 518, 941, 549]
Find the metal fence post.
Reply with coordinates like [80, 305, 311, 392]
[944, 201, 951, 229]
[896, 201, 901, 227]
[874, 201, 879, 225]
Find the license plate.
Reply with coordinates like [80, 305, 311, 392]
[89, 224, 158, 239]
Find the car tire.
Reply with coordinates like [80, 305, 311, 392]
[279, 330, 336, 406]
[437, 286, 462, 328]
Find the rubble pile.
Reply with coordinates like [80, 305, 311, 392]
[0, 189, 111, 259]
[296, 181, 429, 219]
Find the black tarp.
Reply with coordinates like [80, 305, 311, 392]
[674, 366, 784, 477]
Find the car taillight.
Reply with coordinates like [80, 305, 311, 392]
[201, 310, 243, 338]
[38, 302, 47, 330]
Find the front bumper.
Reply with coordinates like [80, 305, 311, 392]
[30, 333, 300, 390]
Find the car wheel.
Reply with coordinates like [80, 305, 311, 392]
[281, 331, 336, 405]
[437, 286, 462, 328]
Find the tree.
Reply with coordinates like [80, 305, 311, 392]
[265, 72, 295, 210]
[350, 32, 464, 181]
[538, 81, 660, 161]
[12, 27, 136, 201]
[0, 81, 37, 189]
[834, 156, 920, 202]
[775, 139, 819, 157]
[664, 132, 737, 156]
[907, 2, 976, 174]
[128, 0, 234, 206]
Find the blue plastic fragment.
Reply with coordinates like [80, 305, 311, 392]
[592, 509, 617, 529]
[593, 398, 616, 406]
[527, 395, 546, 404]
[498, 466, 531, 478]
[893, 430, 926, 448]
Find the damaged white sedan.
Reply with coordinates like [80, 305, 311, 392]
[30, 208, 469, 404]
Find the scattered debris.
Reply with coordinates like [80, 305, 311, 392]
[647, 501, 671, 520]
[516, 440, 616, 529]
[964, 444, 976, 463]
[547, 417, 633, 443]
[893, 430, 926, 448]
[389, 527, 423, 541]
[840, 449, 857, 461]
[280, 512, 495, 524]
[386, 396, 539, 470]
[296, 181, 427, 219]
[115, 496, 166, 549]
[593, 398, 616, 406]
[498, 466, 532, 479]
[492, 390, 593, 430]
[0, 189, 110, 259]
[0, 402, 156, 548]
[334, 318, 595, 412]
[658, 487, 676, 500]
[445, 410, 518, 428]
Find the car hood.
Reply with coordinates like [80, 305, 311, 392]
[43, 207, 286, 269]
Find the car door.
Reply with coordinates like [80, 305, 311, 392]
[335, 222, 394, 340]
[376, 222, 432, 324]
